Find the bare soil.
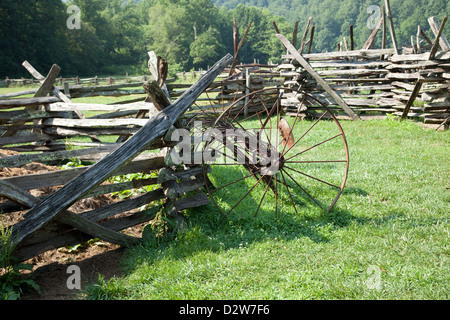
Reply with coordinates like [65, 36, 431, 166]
[0, 149, 144, 300]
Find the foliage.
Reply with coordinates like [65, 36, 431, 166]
[212, 0, 450, 53]
[1, 0, 449, 77]
[83, 119, 449, 300]
[1, 0, 290, 77]
[0, 224, 40, 300]
[190, 27, 226, 67]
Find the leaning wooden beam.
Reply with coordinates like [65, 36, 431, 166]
[2, 53, 233, 250]
[22, 61, 101, 143]
[22, 61, 71, 105]
[428, 16, 450, 52]
[429, 16, 448, 60]
[401, 80, 423, 120]
[0, 180, 40, 208]
[13, 208, 158, 262]
[143, 80, 171, 111]
[298, 17, 312, 53]
[363, 11, 384, 50]
[229, 22, 252, 76]
[0, 181, 139, 247]
[276, 33, 360, 121]
[58, 211, 140, 247]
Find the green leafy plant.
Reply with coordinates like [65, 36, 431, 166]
[60, 158, 85, 170]
[109, 172, 160, 200]
[0, 224, 40, 300]
[142, 207, 178, 247]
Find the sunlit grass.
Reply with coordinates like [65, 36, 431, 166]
[83, 118, 449, 300]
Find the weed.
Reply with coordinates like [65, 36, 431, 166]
[0, 223, 40, 300]
[83, 119, 449, 300]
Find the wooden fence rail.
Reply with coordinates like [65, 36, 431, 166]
[0, 54, 233, 263]
[1, 70, 210, 88]
[1, 15, 449, 263]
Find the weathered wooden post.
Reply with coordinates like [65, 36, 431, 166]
[276, 32, 360, 121]
[244, 68, 251, 117]
[385, 0, 399, 55]
[2, 53, 234, 250]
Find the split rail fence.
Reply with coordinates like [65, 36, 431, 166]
[1, 13, 449, 263]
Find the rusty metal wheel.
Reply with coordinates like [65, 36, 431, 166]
[190, 87, 349, 217]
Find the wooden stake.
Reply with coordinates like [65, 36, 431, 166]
[2, 53, 233, 249]
[385, 0, 399, 54]
[428, 16, 450, 52]
[299, 17, 313, 53]
[363, 8, 384, 50]
[276, 33, 360, 121]
[229, 22, 252, 76]
[401, 80, 423, 120]
[429, 16, 448, 60]
[308, 26, 315, 54]
[382, 6, 387, 49]
[0, 64, 61, 141]
[292, 21, 299, 49]
[350, 25, 354, 51]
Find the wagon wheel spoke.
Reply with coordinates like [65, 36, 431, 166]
[281, 109, 330, 158]
[284, 133, 344, 162]
[254, 175, 273, 217]
[202, 88, 349, 216]
[208, 170, 259, 193]
[281, 168, 323, 210]
[225, 173, 266, 215]
[279, 169, 299, 215]
[283, 165, 341, 189]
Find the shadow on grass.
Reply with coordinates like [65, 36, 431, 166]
[122, 172, 369, 271]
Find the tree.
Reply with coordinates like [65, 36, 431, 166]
[190, 27, 226, 68]
[0, 0, 69, 77]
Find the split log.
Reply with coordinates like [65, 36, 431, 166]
[276, 33, 360, 120]
[0, 182, 140, 249]
[283, 48, 396, 61]
[428, 16, 450, 52]
[46, 102, 153, 112]
[401, 81, 423, 120]
[1, 155, 166, 191]
[0, 97, 61, 109]
[43, 118, 150, 128]
[429, 16, 448, 60]
[2, 53, 233, 250]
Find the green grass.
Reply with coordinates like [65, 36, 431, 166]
[83, 118, 449, 300]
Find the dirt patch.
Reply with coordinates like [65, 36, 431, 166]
[0, 149, 145, 300]
[20, 243, 126, 300]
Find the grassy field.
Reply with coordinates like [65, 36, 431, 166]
[82, 117, 449, 300]
[1, 84, 448, 300]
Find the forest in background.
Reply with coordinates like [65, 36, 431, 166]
[213, 0, 450, 52]
[1, 0, 449, 78]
